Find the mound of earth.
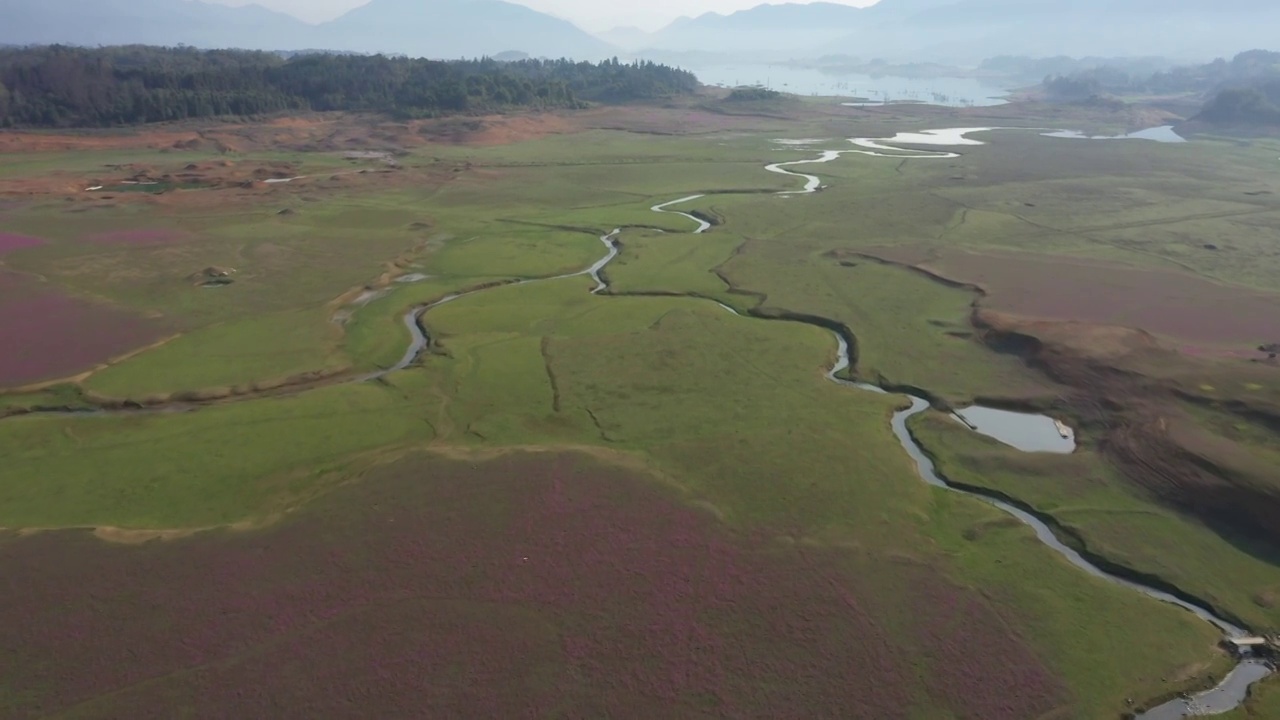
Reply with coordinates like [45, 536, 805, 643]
[186, 267, 236, 286]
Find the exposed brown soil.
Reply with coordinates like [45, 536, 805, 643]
[0, 451, 1067, 720]
[852, 247, 1280, 549]
[975, 309, 1280, 547]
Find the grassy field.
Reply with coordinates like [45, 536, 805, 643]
[82, 308, 344, 398]
[2, 102, 1279, 716]
[0, 377, 435, 528]
[910, 411, 1280, 631]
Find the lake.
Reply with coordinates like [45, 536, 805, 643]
[688, 63, 1011, 107]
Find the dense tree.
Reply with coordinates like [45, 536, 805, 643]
[1041, 50, 1280, 101]
[726, 87, 781, 102]
[0, 46, 699, 128]
[1198, 84, 1280, 125]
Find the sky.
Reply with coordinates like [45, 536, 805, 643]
[207, 0, 879, 32]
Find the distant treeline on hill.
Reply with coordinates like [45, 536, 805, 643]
[1198, 81, 1280, 125]
[1040, 49, 1280, 124]
[0, 45, 700, 127]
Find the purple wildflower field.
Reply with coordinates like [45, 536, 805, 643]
[0, 271, 166, 386]
[0, 232, 44, 255]
[0, 452, 1067, 719]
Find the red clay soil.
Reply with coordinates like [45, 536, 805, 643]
[923, 250, 1280, 349]
[0, 452, 1066, 720]
[0, 272, 167, 387]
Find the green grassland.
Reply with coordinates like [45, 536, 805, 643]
[3, 104, 1280, 714]
[0, 378, 434, 528]
[82, 308, 345, 398]
[910, 412, 1280, 631]
[604, 228, 744, 304]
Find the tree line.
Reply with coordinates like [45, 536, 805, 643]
[1038, 49, 1280, 125]
[0, 45, 700, 127]
[1041, 49, 1280, 104]
[1198, 81, 1280, 125]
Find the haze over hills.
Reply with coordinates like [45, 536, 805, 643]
[2, 0, 1279, 66]
[314, 0, 612, 59]
[0, 0, 614, 60]
[0, 0, 311, 49]
[832, 0, 1280, 61]
[631, 0, 1280, 62]
[639, 2, 864, 54]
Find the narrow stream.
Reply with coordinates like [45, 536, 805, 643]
[362, 230, 623, 380]
[652, 195, 712, 232]
[14, 125, 1270, 715]
[655, 130, 1272, 718]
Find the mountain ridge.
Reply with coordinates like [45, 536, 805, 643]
[0, 0, 615, 60]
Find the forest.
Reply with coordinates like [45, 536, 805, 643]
[0, 45, 700, 127]
[1197, 82, 1280, 125]
[1041, 49, 1280, 102]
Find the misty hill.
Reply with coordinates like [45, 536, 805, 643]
[820, 0, 1280, 62]
[597, 27, 653, 52]
[644, 3, 866, 54]
[0, 0, 615, 61]
[627, 0, 1280, 63]
[318, 0, 613, 60]
[0, 0, 310, 49]
[1042, 50, 1280, 101]
[1198, 82, 1280, 125]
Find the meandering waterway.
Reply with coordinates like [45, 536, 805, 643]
[15, 124, 1265, 715]
[652, 127, 1269, 718]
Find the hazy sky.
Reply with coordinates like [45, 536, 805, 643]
[208, 0, 879, 31]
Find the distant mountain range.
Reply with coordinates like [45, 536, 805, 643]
[638, 2, 864, 54]
[0, 0, 310, 49]
[0, 0, 1277, 66]
[0, 0, 613, 60]
[310, 0, 612, 60]
[631, 0, 1280, 62]
[833, 0, 1280, 61]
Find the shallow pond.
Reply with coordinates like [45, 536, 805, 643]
[954, 406, 1076, 454]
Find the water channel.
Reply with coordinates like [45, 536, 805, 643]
[650, 126, 1269, 718]
[17, 123, 1266, 715]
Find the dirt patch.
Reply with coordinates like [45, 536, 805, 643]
[91, 527, 206, 544]
[416, 113, 575, 145]
[0, 129, 204, 153]
[876, 248, 1280, 350]
[0, 451, 1065, 720]
[0, 272, 169, 388]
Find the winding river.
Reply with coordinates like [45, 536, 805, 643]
[642, 128, 1272, 718]
[17, 125, 1267, 715]
[365, 229, 622, 380]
